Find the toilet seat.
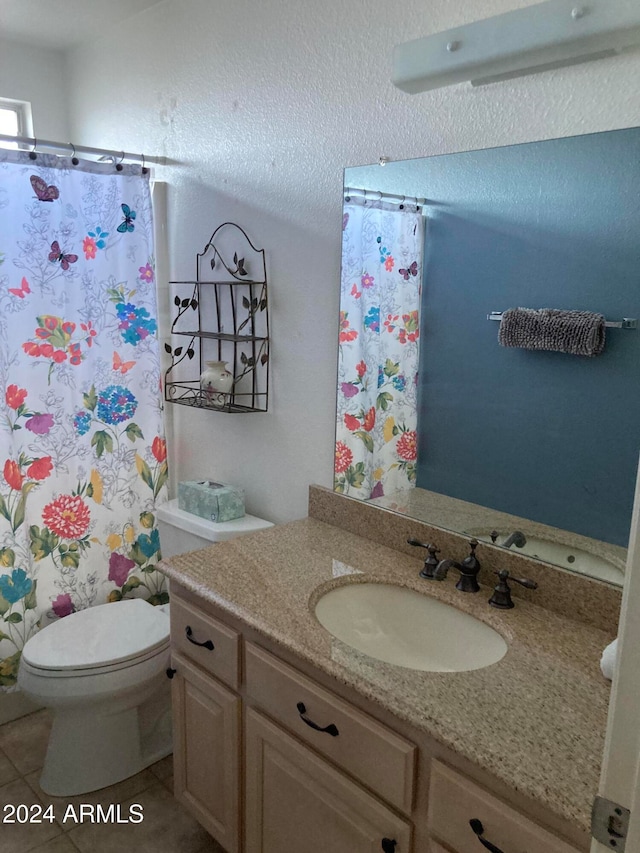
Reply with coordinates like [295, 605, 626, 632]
[21, 598, 170, 677]
[20, 640, 170, 678]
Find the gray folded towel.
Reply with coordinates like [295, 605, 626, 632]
[498, 308, 606, 356]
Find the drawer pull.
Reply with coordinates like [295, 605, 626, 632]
[469, 818, 505, 853]
[296, 702, 339, 737]
[381, 839, 397, 852]
[166, 667, 177, 679]
[185, 625, 215, 650]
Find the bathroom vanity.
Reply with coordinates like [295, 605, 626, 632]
[160, 491, 616, 853]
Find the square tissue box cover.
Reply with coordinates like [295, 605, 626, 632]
[178, 480, 245, 522]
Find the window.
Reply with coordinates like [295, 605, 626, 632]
[0, 100, 33, 147]
[0, 107, 20, 136]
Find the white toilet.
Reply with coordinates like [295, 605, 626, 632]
[18, 498, 273, 796]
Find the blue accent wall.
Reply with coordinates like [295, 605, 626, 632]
[412, 128, 640, 546]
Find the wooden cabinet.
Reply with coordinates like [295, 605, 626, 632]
[245, 707, 412, 852]
[427, 761, 582, 853]
[245, 642, 416, 814]
[169, 585, 586, 853]
[170, 595, 240, 689]
[428, 842, 451, 853]
[171, 653, 241, 853]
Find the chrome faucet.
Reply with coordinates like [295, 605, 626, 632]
[500, 530, 527, 549]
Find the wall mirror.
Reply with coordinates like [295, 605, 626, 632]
[335, 127, 640, 587]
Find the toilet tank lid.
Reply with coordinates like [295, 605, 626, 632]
[156, 498, 273, 542]
[22, 598, 169, 671]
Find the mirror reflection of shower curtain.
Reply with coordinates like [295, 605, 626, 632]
[335, 198, 424, 500]
[0, 150, 168, 691]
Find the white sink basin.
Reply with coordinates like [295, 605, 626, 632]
[314, 583, 507, 673]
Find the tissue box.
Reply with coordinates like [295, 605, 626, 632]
[178, 480, 245, 523]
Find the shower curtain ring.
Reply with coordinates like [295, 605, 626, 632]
[69, 143, 79, 166]
[115, 151, 125, 172]
[399, 195, 406, 210]
[141, 153, 148, 175]
[28, 138, 38, 160]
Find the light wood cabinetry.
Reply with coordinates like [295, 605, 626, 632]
[427, 760, 581, 853]
[168, 584, 585, 853]
[170, 595, 240, 689]
[171, 653, 241, 853]
[428, 843, 451, 853]
[245, 642, 416, 814]
[245, 707, 412, 852]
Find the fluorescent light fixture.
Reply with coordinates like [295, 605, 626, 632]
[392, 0, 640, 93]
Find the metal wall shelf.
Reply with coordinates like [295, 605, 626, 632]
[173, 330, 268, 343]
[165, 223, 270, 413]
[171, 279, 264, 287]
[164, 381, 267, 414]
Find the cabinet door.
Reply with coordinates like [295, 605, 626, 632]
[172, 652, 241, 853]
[245, 707, 412, 853]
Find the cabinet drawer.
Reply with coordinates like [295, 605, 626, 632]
[170, 595, 240, 689]
[245, 707, 413, 853]
[428, 761, 582, 853]
[245, 642, 416, 814]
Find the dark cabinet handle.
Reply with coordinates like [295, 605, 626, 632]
[185, 625, 214, 650]
[381, 839, 397, 852]
[166, 667, 176, 679]
[296, 702, 339, 737]
[470, 819, 505, 853]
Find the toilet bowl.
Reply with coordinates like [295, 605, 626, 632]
[18, 499, 273, 796]
[19, 598, 172, 796]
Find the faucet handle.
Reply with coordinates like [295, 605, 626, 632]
[489, 569, 538, 609]
[407, 539, 440, 578]
[421, 543, 441, 579]
[510, 573, 538, 590]
[462, 538, 480, 571]
[455, 539, 481, 592]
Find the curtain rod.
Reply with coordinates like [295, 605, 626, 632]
[344, 186, 427, 208]
[0, 133, 164, 166]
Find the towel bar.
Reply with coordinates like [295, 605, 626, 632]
[487, 312, 637, 329]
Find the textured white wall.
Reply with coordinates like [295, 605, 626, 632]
[0, 38, 69, 139]
[64, 0, 640, 524]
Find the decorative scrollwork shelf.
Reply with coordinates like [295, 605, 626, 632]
[164, 222, 269, 413]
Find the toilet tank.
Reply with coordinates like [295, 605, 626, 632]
[156, 498, 273, 559]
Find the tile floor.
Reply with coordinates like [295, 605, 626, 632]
[0, 709, 224, 853]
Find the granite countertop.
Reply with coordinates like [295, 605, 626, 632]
[159, 517, 613, 834]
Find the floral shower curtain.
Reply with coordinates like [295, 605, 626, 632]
[0, 150, 168, 690]
[335, 198, 424, 500]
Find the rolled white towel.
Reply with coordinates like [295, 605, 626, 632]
[600, 638, 618, 681]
